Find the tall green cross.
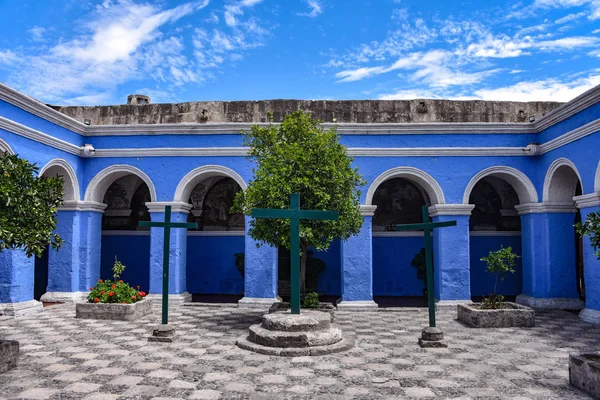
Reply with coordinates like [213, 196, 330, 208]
[395, 206, 456, 328]
[252, 193, 338, 314]
[139, 205, 197, 325]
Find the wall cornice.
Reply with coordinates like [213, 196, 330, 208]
[0, 116, 82, 155]
[0, 83, 86, 134]
[534, 84, 600, 131]
[574, 193, 600, 209]
[515, 202, 577, 215]
[539, 118, 600, 154]
[359, 205, 377, 216]
[145, 201, 193, 214]
[58, 200, 107, 212]
[428, 204, 474, 217]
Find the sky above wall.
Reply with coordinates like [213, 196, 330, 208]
[0, 0, 598, 105]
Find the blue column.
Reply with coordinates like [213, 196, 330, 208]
[575, 194, 600, 323]
[430, 205, 474, 304]
[148, 202, 191, 303]
[516, 203, 583, 309]
[337, 205, 378, 309]
[239, 216, 279, 308]
[0, 248, 42, 316]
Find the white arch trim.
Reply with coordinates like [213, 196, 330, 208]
[40, 158, 81, 201]
[84, 164, 157, 203]
[542, 157, 584, 202]
[596, 160, 600, 193]
[0, 138, 14, 154]
[463, 166, 539, 204]
[174, 165, 248, 203]
[365, 166, 446, 205]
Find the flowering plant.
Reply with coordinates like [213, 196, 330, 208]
[479, 246, 519, 310]
[87, 259, 147, 304]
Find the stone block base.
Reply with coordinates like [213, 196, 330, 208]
[40, 292, 88, 303]
[238, 297, 281, 309]
[570, 352, 600, 398]
[0, 340, 19, 374]
[145, 292, 191, 306]
[579, 308, 600, 324]
[336, 300, 379, 311]
[0, 300, 43, 317]
[458, 302, 535, 328]
[516, 294, 584, 310]
[418, 327, 447, 348]
[148, 324, 175, 343]
[76, 299, 152, 321]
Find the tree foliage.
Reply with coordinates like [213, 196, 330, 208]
[576, 212, 600, 260]
[233, 111, 365, 289]
[0, 153, 64, 257]
[480, 246, 520, 309]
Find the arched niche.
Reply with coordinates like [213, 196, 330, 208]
[366, 167, 445, 206]
[39, 158, 80, 202]
[543, 158, 584, 203]
[84, 165, 157, 204]
[463, 166, 538, 205]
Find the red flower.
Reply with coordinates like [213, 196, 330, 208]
[137, 285, 140, 289]
[100, 290, 105, 295]
[108, 291, 115, 297]
[132, 295, 137, 300]
[112, 283, 117, 289]
[89, 287, 93, 291]
[119, 280, 123, 283]
[122, 302, 127, 304]
[98, 279, 103, 283]
[94, 298, 100, 303]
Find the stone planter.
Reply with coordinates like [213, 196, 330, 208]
[457, 302, 534, 328]
[570, 352, 600, 398]
[0, 340, 19, 374]
[269, 302, 336, 319]
[76, 299, 152, 321]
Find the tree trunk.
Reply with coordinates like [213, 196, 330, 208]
[300, 241, 307, 295]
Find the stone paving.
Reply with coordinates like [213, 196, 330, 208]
[1, 303, 600, 399]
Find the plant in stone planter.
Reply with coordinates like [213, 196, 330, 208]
[480, 246, 520, 309]
[576, 212, 600, 259]
[302, 292, 320, 308]
[87, 259, 147, 304]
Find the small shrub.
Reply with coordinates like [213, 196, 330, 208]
[576, 212, 600, 260]
[480, 246, 520, 309]
[87, 259, 147, 304]
[302, 292, 320, 308]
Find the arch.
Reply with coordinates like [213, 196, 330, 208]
[84, 165, 157, 203]
[174, 165, 247, 203]
[365, 167, 445, 206]
[463, 166, 538, 204]
[543, 158, 584, 203]
[596, 160, 600, 193]
[0, 138, 14, 155]
[40, 158, 80, 201]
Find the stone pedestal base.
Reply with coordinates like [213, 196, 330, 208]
[0, 340, 19, 374]
[336, 299, 379, 311]
[238, 297, 281, 309]
[40, 292, 88, 303]
[516, 294, 584, 310]
[148, 324, 175, 343]
[236, 310, 353, 356]
[579, 308, 600, 324]
[418, 327, 447, 348]
[570, 352, 600, 398]
[145, 292, 191, 306]
[0, 300, 43, 317]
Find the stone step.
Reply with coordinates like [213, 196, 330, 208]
[248, 324, 342, 348]
[261, 310, 331, 332]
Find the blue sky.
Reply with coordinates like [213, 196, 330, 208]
[0, 0, 598, 105]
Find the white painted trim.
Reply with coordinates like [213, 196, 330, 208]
[580, 307, 600, 324]
[469, 231, 521, 237]
[0, 116, 82, 155]
[94, 147, 249, 157]
[539, 118, 600, 154]
[145, 201, 192, 214]
[39, 158, 81, 201]
[534, 84, 600, 131]
[40, 291, 88, 303]
[428, 204, 474, 217]
[102, 230, 150, 236]
[366, 166, 445, 205]
[238, 297, 281, 309]
[372, 231, 424, 237]
[188, 230, 245, 236]
[0, 299, 43, 317]
[58, 200, 106, 212]
[336, 300, 379, 310]
[462, 166, 539, 204]
[348, 147, 528, 157]
[174, 165, 247, 202]
[542, 157, 583, 203]
[0, 82, 86, 134]
[515, 202, 577, 215]
[574, 193, 600, 208]
[0, 137, 14, 154]
[84, 164, 157, 203]
[359, 205, 377, 216]
[596, 160, 600, 193]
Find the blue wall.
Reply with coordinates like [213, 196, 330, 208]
[187, 236, 244, 295]
[100, 235, 150, 292]
[313, 240, 341, 296]
[470, 235, 523, 297]
[373, 237, 425, 296]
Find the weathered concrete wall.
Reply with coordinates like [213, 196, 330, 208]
[49, 99, 563, 125]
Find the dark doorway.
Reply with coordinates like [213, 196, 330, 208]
[575, 210, 585, 300]
[34, 246, 49, 301]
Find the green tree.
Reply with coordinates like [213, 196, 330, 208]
[0, 153, 64, 257]
[233, 111, 365, 293]
[576, 212, 600, 260]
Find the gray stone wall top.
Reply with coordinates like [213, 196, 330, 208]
[49, 99, 563, 125]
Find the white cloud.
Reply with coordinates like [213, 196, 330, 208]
[474, 73, 600, 101]
[462, 34, 598, 58]
[28, 26, 47, 42]
[224, 0, 264, 27]
[534, 0, 600, 20]
[510, 69, 525, 73]
[555, 11, 587, 23]
[300, 0, 323, 18]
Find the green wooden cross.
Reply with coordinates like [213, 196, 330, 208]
[139, 205, 197, 325]
[395, 206, 456, 328]
[251, 193, 338, 314]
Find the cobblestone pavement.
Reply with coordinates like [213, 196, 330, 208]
[1, 304, 599, 399]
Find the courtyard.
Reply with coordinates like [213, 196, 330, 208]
[0, 304, 598, 399]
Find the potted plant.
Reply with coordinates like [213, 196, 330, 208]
[76, 258, 151, 321]
[411, 248, 427, 297]
[458, 246, 534, 328]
